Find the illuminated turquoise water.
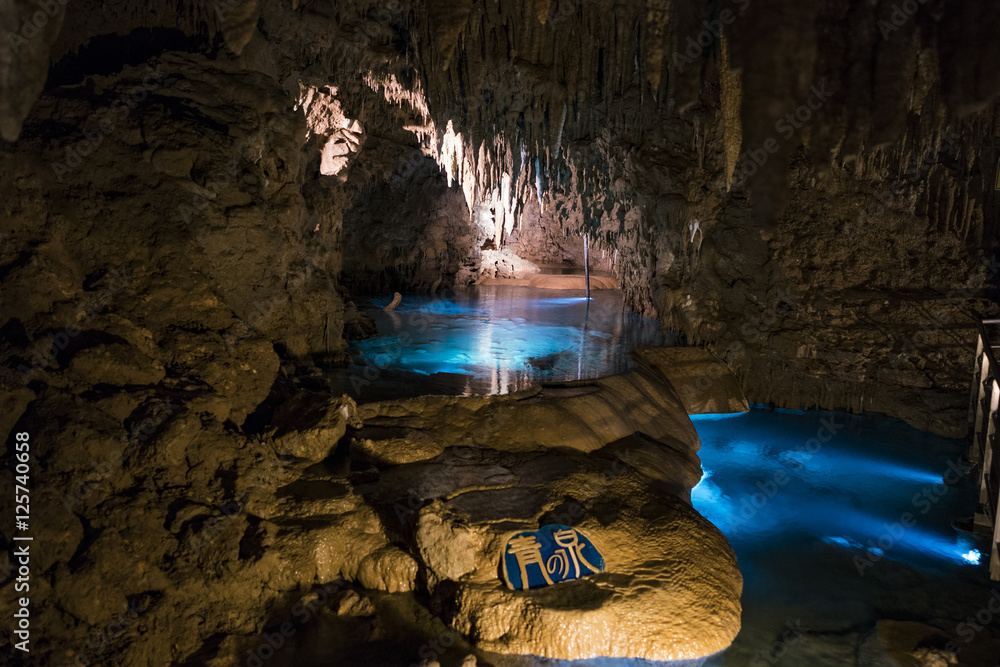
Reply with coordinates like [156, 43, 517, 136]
[692, 408, 996, 666]
[329, 286, 666, 401]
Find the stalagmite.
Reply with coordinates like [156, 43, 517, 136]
[383, 292, 403, 311]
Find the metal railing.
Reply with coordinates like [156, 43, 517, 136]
[968, 318, 1000, 580]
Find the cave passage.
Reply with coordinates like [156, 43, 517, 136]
[329, 285, 665, 401]
[692, 409, 993, 664]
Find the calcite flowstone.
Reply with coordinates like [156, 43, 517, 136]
[416, 501, 479, 582]
[455, 478, 739, 661]
[269, 391, 361, 461]
[632, 346, 751, 415]
[351, 358, 746, 661]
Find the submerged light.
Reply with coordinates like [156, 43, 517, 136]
[961, 549, 982, 565]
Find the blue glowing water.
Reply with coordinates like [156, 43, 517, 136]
[691, 409, 980, 570]
[691, 408, 996, 666]
[329, 286, 665, 401]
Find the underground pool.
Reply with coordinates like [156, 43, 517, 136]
[329, 285, 666, 401]
[693, 408, 1000, 666]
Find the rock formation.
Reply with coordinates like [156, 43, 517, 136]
[0, 337, 747, 665]
[349, 359, 744, 662]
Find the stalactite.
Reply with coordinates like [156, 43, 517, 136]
[308, 0, 1000, 437]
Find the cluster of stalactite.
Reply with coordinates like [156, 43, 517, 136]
[332, 0, 1000, 318]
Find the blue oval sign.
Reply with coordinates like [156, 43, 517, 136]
[501, 524, 605, 590]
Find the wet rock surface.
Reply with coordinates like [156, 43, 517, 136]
[0, 350, 746, 664]
[273, 362, 743, 664]
[633, 346, 751, 415]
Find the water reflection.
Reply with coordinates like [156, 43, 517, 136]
[328, 286, 665, 401]
[691, 409, 994, 666]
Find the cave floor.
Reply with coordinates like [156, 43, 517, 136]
[692, 408, 1000, 666]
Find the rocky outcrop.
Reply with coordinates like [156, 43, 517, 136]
[632, 346, 750, 415]
[341, 156, 485, 295]
[0, 44, 357, 667]
[340, 365, 743, 662]
[0, 354, 743, 665]
[364, 449, 740, 662]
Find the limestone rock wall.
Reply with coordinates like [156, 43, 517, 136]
[341, 156, 484, 295]
[504, 193, 616, 272]
[349, 368, 741, 662]
[6, 3, 992, 439]
[0, 48, 357, 665]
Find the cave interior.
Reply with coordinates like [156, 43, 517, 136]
[2, 0, 1000, 665]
